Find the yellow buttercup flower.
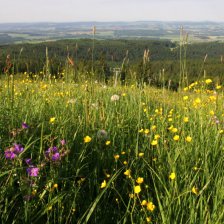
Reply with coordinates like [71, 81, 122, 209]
[183, 117, 189, 122]
[151, 125, 156, 131]
[84, 135, 92, 143]
[146, 202, 155, 212]
[171, 127, 178, 133]
[173, 135, 180, 141]
[134, 185, 141, 194]
[209, 110, 215, 116]
[194, 98, 201, 104]
[100, 180, 107, 189]
[124, 169, 131, 178]
[205, 79, 212, 84]
[141, 200, 147, 206]
[192, 186, 199, 195]
[114, 154, 120, 160]
[136, 177, 144, 184]
[138, 129, 144, 133]
[105, 140, 111, 145]
[144, 129, 150, 134]
[151, 139, 158, 146]
[138, 152, 144, 157]
[185, 136, 192, 142]
[169, 172, 176, 180]
[49, 117, 56, 123]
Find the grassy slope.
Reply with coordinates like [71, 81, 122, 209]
[0, 76, 223, 223]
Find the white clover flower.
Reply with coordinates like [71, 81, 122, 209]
[111, 94, 119, 102]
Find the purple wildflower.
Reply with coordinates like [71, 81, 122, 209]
[25, 158, 32, 165]
[52, 146, 58, 153]
[13, 144, 24, 154]
[52, 152, 60, 161]
[60, 139, 66, 146]
[22, 122, 29, 129]
[45, 146, 61, 161]
[27, 166, 39, 177]
[5, 150, 16, 159]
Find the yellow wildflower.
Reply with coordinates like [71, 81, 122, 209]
[146, 217, 152, 223]
[209, 110, 215, 116]
[134, 185, 141, 194]
[138, 152, 144, 157]
[183, 96, 189, 100]
[136, 177, 144, 184]
[105, 140, 111, 145]
[144, 129, 150, 134]
[194, 98, 201, 104]
[169, 172, 176, 180]
[171, 127, 178, 133]
[141, 200, 147, 206]
[84, 136, 92, 143]
[129, 193, 134, 198]
[138, 129, 144, 133]
[151, 125, 156, 131]
[151, 140, 158, 146]
[124, 169, 131, 178]
[49, 117, 56, 123]
[114, 154, 120, 160]
[192, 186, 199, 195]
[146, 202, 155, 212]
[185, 136, 192, 142]
[100, 180, 107, 189]
[173, 135, 180, 141]
[183, 117, 189, 122]
[205, 79, 212, 84]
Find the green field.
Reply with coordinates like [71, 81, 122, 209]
[0, 74, 223, 223]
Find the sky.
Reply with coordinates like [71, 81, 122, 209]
[0, 0, 224, 23]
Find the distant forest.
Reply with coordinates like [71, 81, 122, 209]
[0, 39, 224, 85]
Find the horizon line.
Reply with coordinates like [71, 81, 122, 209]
[1, 20, 224, 24]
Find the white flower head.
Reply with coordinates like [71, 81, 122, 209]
[97, 129, 108, 140]
[111, 94, 120, 102]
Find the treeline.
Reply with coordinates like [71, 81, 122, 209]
[0, 39, 223, 85]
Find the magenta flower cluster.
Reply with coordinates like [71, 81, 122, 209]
[27, 166, 39, 177]
[45, 146, 60, 161]
[25, 158, 39, 177]
[4, 144, 24, 159]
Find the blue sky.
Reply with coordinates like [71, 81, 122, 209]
[1, 0, 223, 23]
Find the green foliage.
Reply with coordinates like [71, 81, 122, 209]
[0, 75, 223, 223]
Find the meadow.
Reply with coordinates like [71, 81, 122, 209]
[0, 73, 223, 223]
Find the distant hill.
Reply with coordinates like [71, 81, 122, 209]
[1, 21, 224, 44]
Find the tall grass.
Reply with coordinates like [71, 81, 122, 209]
[0, 75, 223, 223]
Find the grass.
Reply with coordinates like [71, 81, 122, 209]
[0, 74, 223, 223]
